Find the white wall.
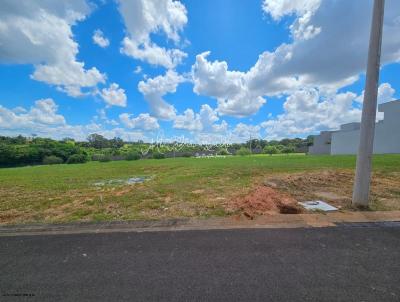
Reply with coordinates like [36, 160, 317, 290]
[309, 131, 333, 154]
[331, 100, 400, 155]
[331, 129, 359, 155]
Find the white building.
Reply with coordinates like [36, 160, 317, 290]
[308, 131, 335, 155]
[309, 100, 400, 155]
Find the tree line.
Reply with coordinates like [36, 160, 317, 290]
[0, 134, 313, 167]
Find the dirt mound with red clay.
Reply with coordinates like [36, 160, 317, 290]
[227, 185, 302, 219]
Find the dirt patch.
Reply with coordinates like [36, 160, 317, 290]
[226, 186, 302, 219]
[191, 189, 205, 194]
[0, 209, 32, 224]
[114, 187, 134, 196]
[226, 169, 400, 219]
[265, 170, 400, 211]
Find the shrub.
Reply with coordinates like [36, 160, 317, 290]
[125, 151, 141, 161]
[91, 154, 105, 161]
[152, 152, 165, 159]
[42, 155, 63, 165]
[98, 154, 112, 162]
[236, 147, 251, 156]
[66, 154, 87, 164]
[263, 145, 279, 156]
[217, 148, 229, 156]
[282, 146, 295, 155]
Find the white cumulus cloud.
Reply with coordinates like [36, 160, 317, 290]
[0, 0, 106, 97]
[261, 89, 362, 139]
[1, 98, 66, 127]
[138, 70, 185, 120]
[191, 1, 400, 121]
[0, 99, 150, 141]
[192, 52, 267, 117]
[233, 123, 261, 140]
[173, 109, 202, 131]
[118, 0, 188, 69]
[356, 83, 397, 105]
[92, 29, 110, 48]
[119, 113, 159, 131]
[262, 0, 321, 21]
[134, 66, 142, 74]
[173, 104, 228, 133]
[99, 83, 127, 107]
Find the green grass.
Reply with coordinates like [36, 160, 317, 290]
[1, 154, 399, 224]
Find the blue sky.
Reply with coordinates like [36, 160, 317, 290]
[0, 0, 399, 143]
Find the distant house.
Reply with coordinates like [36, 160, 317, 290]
[309, 100, 400, 155]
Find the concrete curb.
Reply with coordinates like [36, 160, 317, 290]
[0, 211, 400, 237]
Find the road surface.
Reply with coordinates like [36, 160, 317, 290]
[1, 223, 399, 301]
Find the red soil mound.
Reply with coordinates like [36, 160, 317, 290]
[227, 186, 301, 219]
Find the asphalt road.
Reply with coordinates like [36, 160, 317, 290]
[1, 224, 399, 301]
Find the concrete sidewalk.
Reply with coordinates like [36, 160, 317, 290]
[1, 211, 400, 236]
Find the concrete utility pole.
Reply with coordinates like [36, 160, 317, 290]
[352, 0, 385, 207]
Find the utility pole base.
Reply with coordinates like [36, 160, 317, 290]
[351, 0, 385, 207]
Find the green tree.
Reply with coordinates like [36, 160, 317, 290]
[87, 134, 109, 149]
[236, 147, 251, 156]
[109, 137, 124, 149]
[306, 135, 314, 146]
[263, 145, 278, 156]
[282, 146, 295, 155]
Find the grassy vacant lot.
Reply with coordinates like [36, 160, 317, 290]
[0, 154, 400, 224]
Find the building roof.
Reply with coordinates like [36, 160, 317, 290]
[378, 99, 400, 112]
[340, 122, 360, 131]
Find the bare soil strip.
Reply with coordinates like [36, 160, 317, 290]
[227, 170, 400, 217]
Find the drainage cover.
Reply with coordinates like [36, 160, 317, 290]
[298, 200, 338, 212]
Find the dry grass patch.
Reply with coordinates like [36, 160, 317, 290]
[1, 155, 399, 224]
